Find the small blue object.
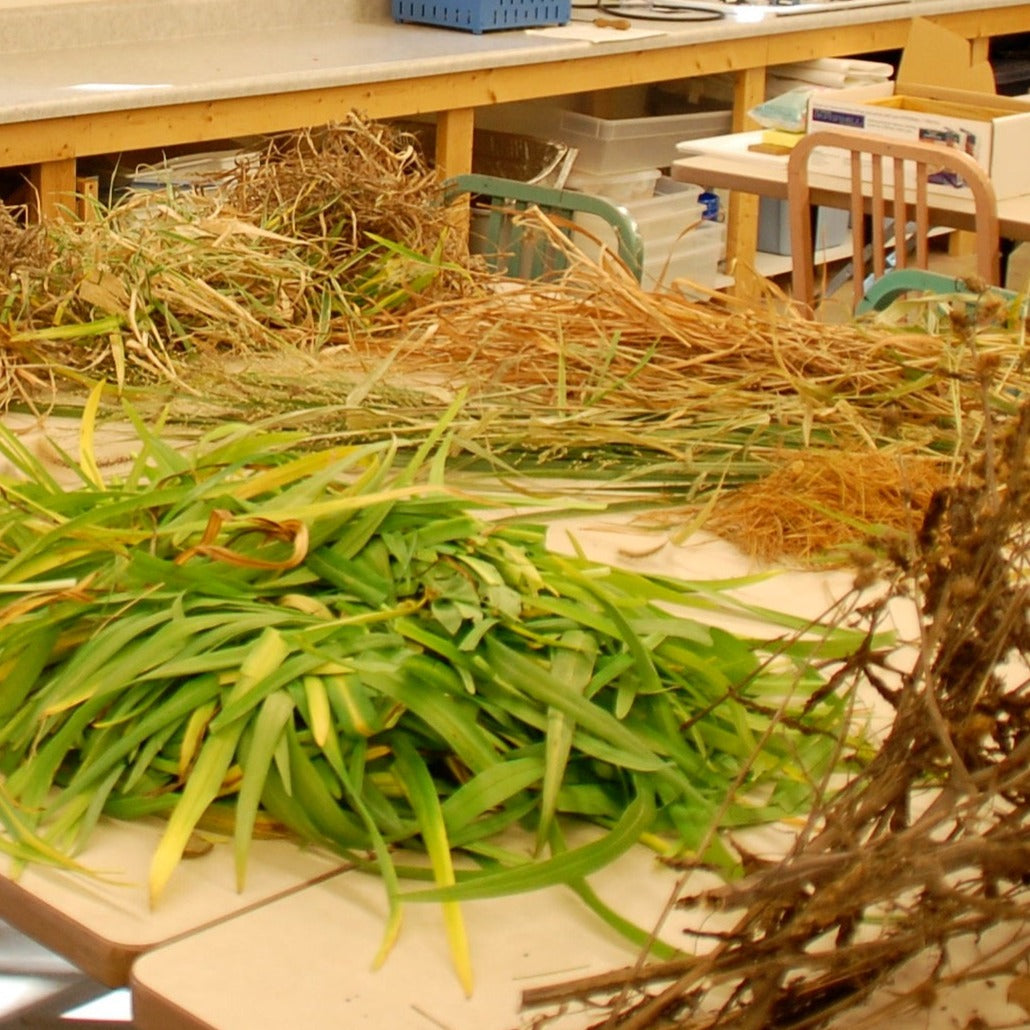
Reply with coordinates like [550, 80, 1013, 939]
[392, 0, 570, 32]
[698, 190, 719, 221]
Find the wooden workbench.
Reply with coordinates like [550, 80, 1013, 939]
[1, 0, 1028, 274]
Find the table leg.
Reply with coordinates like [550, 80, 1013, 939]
[76, 175, 100, 221]
[435, 107, 475, 181]
[28, 158, 77, 221]
[725, 68, 764, 297]
[435, 107, 475, 252]
[968, 36, 990, 65]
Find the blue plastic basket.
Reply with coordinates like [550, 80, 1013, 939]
[392, 0, 570, 33]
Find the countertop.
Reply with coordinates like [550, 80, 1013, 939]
[0, 0, 1024, 126]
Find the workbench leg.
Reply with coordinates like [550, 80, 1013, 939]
[28, 158, 78, 222]
[968, 36, 990, 65]
[76, 175, 100, 221]
[436, 107, 475, 254]
[435, 107, 475, 180]
[725, 68, 765, 298]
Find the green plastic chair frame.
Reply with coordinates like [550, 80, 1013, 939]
[855, 268, 1020, 315]
[444, 173, 644, 283]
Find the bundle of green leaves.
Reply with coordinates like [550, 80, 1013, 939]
[0, 396, 872, 989]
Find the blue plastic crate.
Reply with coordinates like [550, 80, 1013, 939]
[392, 0, 570, 33]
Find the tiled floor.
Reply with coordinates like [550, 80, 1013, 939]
[0, 919, 130, 1026]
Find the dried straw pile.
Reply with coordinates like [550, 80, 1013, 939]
[700, 450, 949, 565]
[1, 114, 1026, 564]
[224, 120, 455, 264]
[0, 116, 463, 404]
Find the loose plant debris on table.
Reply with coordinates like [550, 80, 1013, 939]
[0, 401, 875, 994]
[695, 449, 950, 567]
[520, 397, 1029, 1028]
[0, 116, 1026, 501]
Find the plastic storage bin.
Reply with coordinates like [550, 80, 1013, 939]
[392, 0, 569, 33]
[565, 166, 661, 204]
[642, 220, 725, 292]
[558, 107, 733, 175]
[627, 176, 704, 239]
[572, 178, 721, 293]
[758, 198, 849, 256]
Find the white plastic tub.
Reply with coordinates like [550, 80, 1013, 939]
[559, 107, 733, 175]
[564, 166, 661, 204]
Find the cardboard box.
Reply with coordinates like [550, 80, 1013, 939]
[804, 19, 1030, 199]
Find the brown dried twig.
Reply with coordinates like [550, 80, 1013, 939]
[521, 334, 1029, 1028]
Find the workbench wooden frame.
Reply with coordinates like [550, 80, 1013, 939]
[3, 5, 1028, 277]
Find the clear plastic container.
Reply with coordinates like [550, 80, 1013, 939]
[565, 166, 661, 204]
[642, 220, 725, 291]
[558, 107, 733, 175]
[624, 177, 704, 240]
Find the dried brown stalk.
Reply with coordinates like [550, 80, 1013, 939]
[520, 355, 1029, 1027]
[699, 450, 951, 566]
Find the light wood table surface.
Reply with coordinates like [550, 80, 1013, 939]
[671, 130, 1030, 283]
[0, 819, 348, 987]
[129, 837, 704, 1030]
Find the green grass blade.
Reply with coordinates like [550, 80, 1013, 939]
[235, 690, 295, 890]
[149, 719, 246, 906]
[405, 785, 655, 903]
[392, 733, 473, 997]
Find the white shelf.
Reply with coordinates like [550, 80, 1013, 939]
[747, 226, 954, 280]
[754, 240, 855, 278]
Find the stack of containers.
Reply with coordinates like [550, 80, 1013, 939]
[553, 101, 732, 291]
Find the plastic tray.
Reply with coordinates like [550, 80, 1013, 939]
[392, 0, 569, 33]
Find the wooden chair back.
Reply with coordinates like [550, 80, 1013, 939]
[787, 129, 1000, 313]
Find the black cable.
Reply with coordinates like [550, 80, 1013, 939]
[598, 0, 727, 21]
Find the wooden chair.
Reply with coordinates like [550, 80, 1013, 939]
[787, 129, 1001, 314]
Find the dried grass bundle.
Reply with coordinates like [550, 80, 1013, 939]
[1, 115, 1026, 563]
[0, 116, 464, 398]
[699, 450, 950, 565]
[342, 235, 1027, 427]
[224, 115, 459, 265]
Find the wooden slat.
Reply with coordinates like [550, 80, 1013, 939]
[787, 127, 1001, 311]
[75, 175, 100, 221]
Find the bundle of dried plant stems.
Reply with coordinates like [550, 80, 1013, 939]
[1, 114, 1027, 559]
[3, 115, 1027, 566]
[521, 375, 1029, 1027]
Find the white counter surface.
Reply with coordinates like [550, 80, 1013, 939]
[0, 0, 1023, 127]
